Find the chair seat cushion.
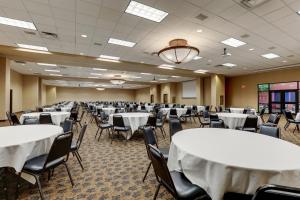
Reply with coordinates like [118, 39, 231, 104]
[242, 127, 257, 132]
[70, 140, 77, 151]
[100, 123, 113, 128]
[156, 122, 163, 127]
[159, 147, 169, 160]
[263, 122, 276, 127]
[23, 154, 64, 173]
[170, 171, 209, 200]
[114, 126, 130, 131]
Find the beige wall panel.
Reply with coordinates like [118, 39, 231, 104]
[0, 57, 10, 120]
[46, 86, 57, 105]
[22, 75, 39, 110]
[203, 77, 211, 105]
[135, 87, 150, 103]
[10, 70, 23, 112]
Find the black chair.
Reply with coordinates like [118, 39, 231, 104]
[260, 125, 280, 138]
[169, 109, 178, 119]
[70, 124, 87, 171]
[156, 111, 167, 138]
[283, 110, 300, 133]
[180, 108, 192, 122]
[198, 111, 210, 127]
[56, 108, 61, 112]
[94, 115, 112, 141]
[169, 118, 182, 141]
[39, 113, 53, 124]
[18, 132, 74, 200]
[112, 115, 131, 143]
[142, 127, 169, 182]
[23, 118, 39, 125]
[238, 115, 258, 132]
[76, 111, 85, 127]
[36, 107, 43, 112]
[10, 113, 21, 125]
[6, 112, 12, 125]
[263, 113, 280, 127]
[252, 184, 300, 200]
[205, 105, 210, 111]
[62, 119, 73, 133]
[257, 107, 266, 123]
[148, 144, 211, 200]
[210, 120, 225, 128]
[209, 113, 220, 122]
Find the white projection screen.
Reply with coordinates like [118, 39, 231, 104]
[182, 80, 196, 98]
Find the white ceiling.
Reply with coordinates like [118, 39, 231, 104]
[1, 0, 300, 78]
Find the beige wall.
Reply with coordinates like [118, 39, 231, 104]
[10, 70, 23, 112]
[175, 78, 203, 105]
[211, 74, 225, 108]
[46, 86, 57, 105]
[226, 67, 300, 109]
[203, 77, 211, 105]
[135, 87, 150, 103]
[0, 57, 10, 120]
[55, 87, 136, 102]
[150, 85, 160, 103]
[22, 75, 39, 110]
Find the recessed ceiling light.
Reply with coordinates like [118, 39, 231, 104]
[196, 29, 202, 33]
[93, 68, 107, 71]
[297, 11, 300, 15]
[222, 63, 237, 67]
[80, 53, 84, 55]
[81, 34, 87, 38]
[249, 48, 255, 51]
[159, 78, 168, 81]
[150, 80, 158, 83]
[45, 69, 60, 72]
[261, 53, 280, 59]
[97, 55, 120, 63]
[125, 1, 168, 22]
[88, 77, 99, 79]
[282, 60, 287, 63]
[90, 73, 102, 76]
[17, 44, 48, 51]
[37, 63, 57, 67]
[193, 56, 202, 60]
[0, 16, 36, 30]
[221, 38, 246, 47]
[108, 38, 136, 47]
[141, 72, 152, 75]
[194, 69, 208, 74]
[16, 48, 52, 54]
[158, 64, 175, 70]
[49, 74, 62, 76]
[96, 88, 105, 91]
[171, 75, 181, 78]
[131, 76, 142, 79]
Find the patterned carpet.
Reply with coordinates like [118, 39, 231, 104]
[1, 111, 300, 200]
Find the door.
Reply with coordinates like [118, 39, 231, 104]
[284, 90, 297, 113]
[150, 95, 154, 103]
[163, 94, 168, 104]
[269, 90, 297, 113]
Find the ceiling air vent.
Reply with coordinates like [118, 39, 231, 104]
[40, 31, 58, 40]
[240, 34, 250, 38]
[59, 66, 67, 69]
[287, 55, 295, 58]
[24, 31, 36, 35]
[268, 46, 276, 50]
[236, 0, 270, 9]
[33, 73, 41, 75]
[195, 13, 208, 21]
[94, 42, 102, 46]
[14, 60, 26, 64]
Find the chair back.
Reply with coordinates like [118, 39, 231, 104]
[62, 119, 73, 133]
[70, 111, 78, 121]
[36, 107, 43, 112]
[11, 113, 21, 125]
[186, 108, 192, 115]
[45, 132, 73, 167]
[148, 145, 176, 196]
[165, 104, 169, 108]
[39, 113, 53, 124]
[260, 126, 280, 138]
[209, 113, 219, 121]
[203, 110, 209, 119]
[169, 118, 182, 141]
[210, 120, 225, 128]
[23, 118, 39, 125]
[79, 111, 85, 121]
[56, 108, 61, 112]
[205, 105, 210, 111]
[146, 115, 157, 127]
[141, 105, 146, 110]
[169, 108, 177, 116]
[243, 115, 258, 129]
[252, 184, 300, 200]
[267, 114, 277, 123]
[259, 107, 265, 116]
[6, 112, 12, 125]
[143, 127, 157, 147]
[76, 124, 87, 150]
[283, 110, 294, 120]
[113, 115, 125, 127]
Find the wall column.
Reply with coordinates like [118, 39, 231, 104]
[0, 57, 10, 120]
[211, 74, 225, 108]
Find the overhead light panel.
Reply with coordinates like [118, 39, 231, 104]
[90, 73, 102, 76]
[108, 38, 136, 47]
[249, 48, 255, 51]
[81, 34, 87, 38]
[193, 56, 202, 60]
[125, 1, 168, 22]
[194, 69, 208, 74]
[97, 55, 120, 63]
[158, 64, 175, 70]
[38, 63, 57, 67]
[16, 48, 51, 54]
[93, 68, 107, 71]
[88, 77, 99, 79]
[45, 69, 60, 72]
[17, 44, 48, 51]
[261, 53, 280, 59]
[0, 16, 36, 30]
[141, 72, 152, 75]
[96, 88, 105, 91]
[221, 38, 246, 47]
[131, 76, 142, 79]
[49, 74, 62, 77]
[159, 78, 168, 81]
[296, 11, 300, 15]
[222, 63, 237, 67]
[171, 75, 180, 78]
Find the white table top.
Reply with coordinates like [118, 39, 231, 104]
[0, 125, 63, 172]
[168, 128, 300, 199]
[217, 112, 261, 129]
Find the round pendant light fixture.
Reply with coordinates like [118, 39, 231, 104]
[158, 39, 199, 64]
[110, 75, 126, 85]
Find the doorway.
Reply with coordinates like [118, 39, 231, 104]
[163, 94, 168, 104]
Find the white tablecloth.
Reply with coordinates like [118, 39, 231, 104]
[20, 112, 70, 125]
[137, 105, 153, 112]
[108, 112, 150, 139]
[295, 113, 300, 121]
[0, 125, 63, 172]
[184, 106, 205, 112]
[160, 108, 187, 118]
[217, 113, 262, 129]
[168, 128, 300, 200]
[43, 107, 56, 112]
[230, 108, 256, 114]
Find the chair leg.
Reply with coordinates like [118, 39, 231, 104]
[97, 129, 104, 141]
[153, 183, 161, 200]
[74, 151, 84, 171]
[95, 127, 100, 138]
[63, 162, 74, 186]
[142, 162, 152, 182]
[159, 127, 165, 139]
[33, 174, 44, 200]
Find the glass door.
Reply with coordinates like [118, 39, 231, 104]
[270, 91, 281, 113]
[269, 90, 297, 113]
[284, 90, 297, 113]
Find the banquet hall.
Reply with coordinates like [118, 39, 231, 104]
[1, 0, 300, 199]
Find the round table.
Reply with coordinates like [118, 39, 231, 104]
[168, 128, 300, 200]
[138, 105, 153, 112]
[230, 107, 256, 114]
[20, 112, 70, 125]
[108, 112, 150, 139]
[160, 108, 187, 119]
[217, 112, 262, 129]
[0, 125, 63, 172]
